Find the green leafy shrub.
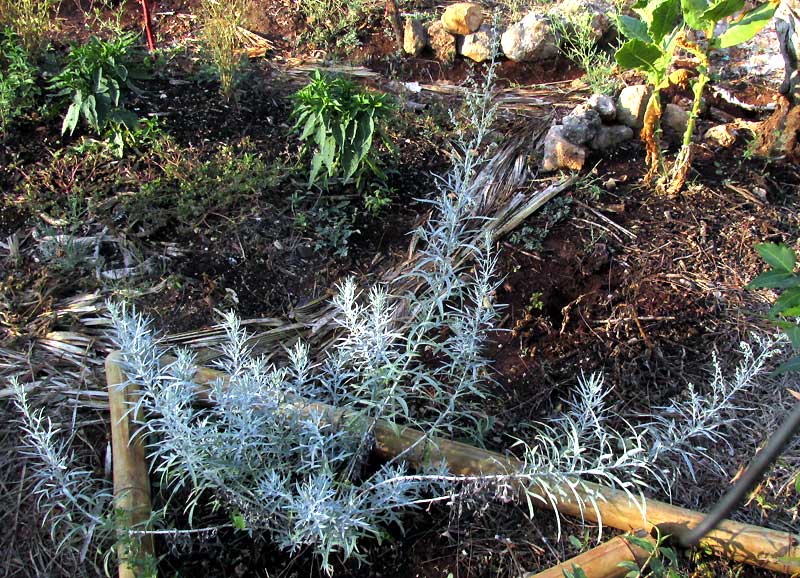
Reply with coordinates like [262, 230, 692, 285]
[0, 26, 39, 132]
[291, 70, 395, 190]
[614, 0, 777, 191]
[48, 32, 141, 137]
[748, 243, 800, 373]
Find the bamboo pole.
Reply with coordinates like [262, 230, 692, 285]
[105, 354, 800, 575]
[524, 531, 654, 578]
[106, 353, 154, 578]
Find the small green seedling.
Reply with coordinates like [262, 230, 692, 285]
[747, 242, 800, 374]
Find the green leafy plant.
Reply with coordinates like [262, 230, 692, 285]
[291, 70, 395, 190]
[0, 26, 39, 132]
[619, 528, 680, 578]
[614, 0, 778, 192]
[48, 32, 141, 137]
[747, 243, 800, 373]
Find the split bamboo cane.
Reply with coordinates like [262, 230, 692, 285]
[105, 352, 800, 577]
[106, 355, 155, 578]
[523, 531, 655, 578]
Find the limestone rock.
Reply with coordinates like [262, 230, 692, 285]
[501, 13, 559, 62]
[428, 20, 457, 61]
[459, 24, 497, 62]
[704, 124, 738, 148]
[776, 0, 800, 103]
[561, 104, 602, 144]
[587, 93, 616, 122]
[551, 0, 613, 41]
[442, 2, 483, 35]
[662, 103, 689, 135]
[590, 124, 634, 151]
[616, 84, 651, 129]
[403, 18, 428, 56]
[542, 125, 588, 171]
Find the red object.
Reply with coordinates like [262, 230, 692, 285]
[141, 0, 156, 51]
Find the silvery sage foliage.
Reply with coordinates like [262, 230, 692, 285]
[109, 304, 448, 573]
[11, 379, 112, 562]
[510, 334, 788, 536]
[103, 60, 509, 572]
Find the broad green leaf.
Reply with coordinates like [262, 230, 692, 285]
[618, 560, 641, 571]
[314, 114, 327, 148]
[747, 271, 799, 289]
[615, 39, 666, 80]
[795, 472, 800, 493]
[703, 0, 745, 22]
[627, 535, 656, 552]
[756, 243, 797, 273]
[776, 355, 800, 374]
[309, 151, 324, 185]
[616, 14, 652, 41]
[682, 0, 711, 29]
[321, 135, 337, 175]
[110, 108, 138, 129]
[300, 113, 317, 140]
[62, 101, 81, 135]
[82, 94, 99, 131]
[650, 0, 682, 41]
[718, 1, 779, 48]
[775, 321, 800, 347]
[770, 287, 800, 317]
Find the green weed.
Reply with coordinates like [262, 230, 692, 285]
[48, 32, 142, 138]
[290, 70, 395, 191]
[0, 26, 39, 132]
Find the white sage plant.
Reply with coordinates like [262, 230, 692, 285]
[11, 378, 112, 564]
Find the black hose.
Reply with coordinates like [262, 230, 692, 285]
[679, 401, 800, 548]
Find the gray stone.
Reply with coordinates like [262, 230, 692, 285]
[616, 84, 651, 129]
[587, 93, 616, 122]
[776, 0, 800, 103]
[501, 13, 559, 62]
[542, 125, 588, 171]
[403, 18, 428, 56]
[428, 20, 457, 62]
[442, 2, 483, 35]
[590, 124, 634, 151]
[561, 104, 602, 144]
[704, 124, 738, 148]
[662, 103, 689, 135]
[459, 24, 497, 62]
[551, 0, 613, 41]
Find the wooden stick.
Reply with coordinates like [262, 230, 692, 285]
[106, 354, 800, 575]
[106, 353, 154, 578]
[524, 531, 654, 578]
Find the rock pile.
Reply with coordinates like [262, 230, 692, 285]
[542, 93, 635, 171]
[402, 0, 612, 64]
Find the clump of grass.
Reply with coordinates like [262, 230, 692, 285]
[0, 0, 59, 54]
[297, 0, 374, 50]
[550, 13, 621, 95]
[196, 0, 249, 101]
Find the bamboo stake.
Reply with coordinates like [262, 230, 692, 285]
[524, 531, 654, 578]
[106, 354, 800, 575]
[107, 353, 154, 578]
